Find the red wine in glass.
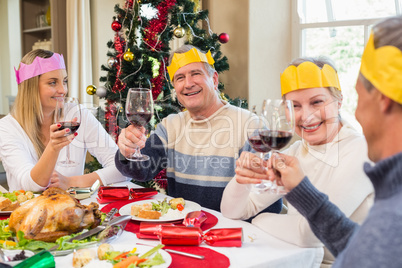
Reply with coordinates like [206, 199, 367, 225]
[248, 135, 272, 153]
[126, 112, 153, 127]
[125, 88, 154, 162]
[54, 97, 81, 167]
[58, 122, 81, 135]
[259, 130, 293, 151]
[255, 99, 295, 194]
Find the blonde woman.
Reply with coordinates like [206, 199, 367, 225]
[0, 49, 127, 191]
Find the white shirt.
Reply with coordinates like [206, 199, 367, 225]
[0, 107, 129, 192]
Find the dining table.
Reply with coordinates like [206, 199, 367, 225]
[54, 181, 324, 268]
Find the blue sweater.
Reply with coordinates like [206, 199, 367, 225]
[116, 103, 282, 213]
[286, 152, 402, 267]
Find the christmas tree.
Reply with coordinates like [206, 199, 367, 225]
[86, 0, 246, 192]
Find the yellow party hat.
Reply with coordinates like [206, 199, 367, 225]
[280, 61, 341, 96]
[360, 32, 402, 104]
[167, 48, 215, 81]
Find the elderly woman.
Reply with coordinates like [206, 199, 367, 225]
[221, 57, 374, 267]
[0, 49, 127, 191]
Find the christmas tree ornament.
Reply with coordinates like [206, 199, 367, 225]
[96, 86, 107, 98]
[218, 33, 229, 44]
[86, 85, 97, 95]
[173, 26, 185, 38]
[107, 57, 117, 68]
[123, 49, 134, 62]
[111, 19, 122, 32]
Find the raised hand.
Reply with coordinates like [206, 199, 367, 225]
[118, 125, 147, 158]
[267, 153, 305, 192]
[235, 151, 269, 184]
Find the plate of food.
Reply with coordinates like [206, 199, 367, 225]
[68, 244, 171, 268]
[0, 190, 35, 215]
[119, 198, 201, 222]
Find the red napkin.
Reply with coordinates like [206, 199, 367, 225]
[97, 186, 157, 204]
[165, 246, 230, 268]
[100, 199, 219, 235]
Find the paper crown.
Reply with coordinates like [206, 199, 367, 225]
[167, 48, 215, 81]
[15, 53, 66, 84]
[360, 32, 402, 104]
[280, 61, 341, 96]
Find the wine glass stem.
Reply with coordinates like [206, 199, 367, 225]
[66, 145, 71, 163]
[133, 145, 142, 158]
[132, 125, 144, 159]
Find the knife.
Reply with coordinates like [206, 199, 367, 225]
[49, 208, 118, 251]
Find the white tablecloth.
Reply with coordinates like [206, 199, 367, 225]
[55, 182, 324, 268]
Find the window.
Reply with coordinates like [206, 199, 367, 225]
[293, 0, 402, 118]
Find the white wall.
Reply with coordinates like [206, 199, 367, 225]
[90, 0, 124, 105]
[249, 0, 292, 111]
[0, 0, 21, 115]
[206, 0, 249, 101]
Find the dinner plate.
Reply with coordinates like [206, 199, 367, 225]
[63, 244, 172, 268]
[119, 199, 201, 222]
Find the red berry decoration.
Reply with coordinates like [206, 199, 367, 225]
[218, 33, 229, 44]
[111, 20, 122, 32]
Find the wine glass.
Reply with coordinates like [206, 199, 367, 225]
[54, 97, 81, 167]
[259, 99, 295, 194]
[125, 88, 154, 161]
[247, 108, 273, 193]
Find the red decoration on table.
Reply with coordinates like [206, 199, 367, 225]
[218, 33, 230, 44]
[158, 226, 242, 247]
[183, 211, 207, 227]
[165, 246, 230, 268]
[100, 199, 218, 235]
[97, 187, 158, 204]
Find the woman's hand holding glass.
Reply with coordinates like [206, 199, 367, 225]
[235, 151, 270, 185]
[48, 122, 75, 153]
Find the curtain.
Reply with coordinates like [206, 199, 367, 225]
[66, 0, 93, 106]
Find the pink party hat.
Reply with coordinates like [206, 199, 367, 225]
[14, 53, 66, 84]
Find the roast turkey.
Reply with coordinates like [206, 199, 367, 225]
[9, 187, 102, 242]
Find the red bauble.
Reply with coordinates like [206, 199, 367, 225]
[218, 33, 229, 44]
[111, 20, 122, 32]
